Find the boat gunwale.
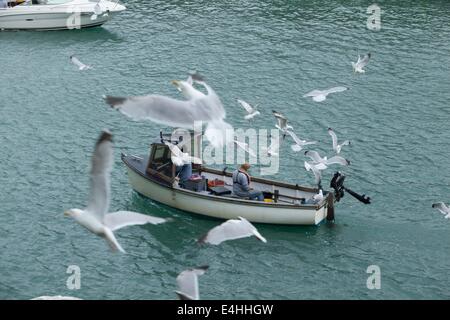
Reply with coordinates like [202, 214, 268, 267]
[121, 153, 328, 211]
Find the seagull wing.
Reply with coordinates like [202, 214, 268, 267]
[323, 86, 349, 95]
[70, 56, 86, 69]
[165, 141, 183, 158]
[86, 131, 113, 220]
[432, 202, 450, 215]
[237, 99, 254, 114]
[303, 89, 323, 98]
[199, 217, 266, 245]
[304, 161, 322, 185]
[305, 150, 323, 163]
[104, 211, 167, 231]
[234, 141, 257, 157]
[176, 266, 209, 300]
[357, 53, 371, 68]
[104, 94, 224, 128]
[326, 156, 350, 166]
[286, 130, 302, 145]
[328, 128, 338, 150]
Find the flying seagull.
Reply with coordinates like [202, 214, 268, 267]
[304, 150, 350, 167]
[303, 87, 349, 102]
[70, 55, 92, 71]
[432, 202, 450, 219]
[199, 217, 267, 245]
[164, 141, 202, 166]
[304, 161, 325, 187]
[328, 128, 350, 154]
[64, 130, 168, 253]
[175, 266, 209, 300]
[234, 140, 257, 158]
[103, 76, 232, 148]
[286, 130, 317, 152]
[272, 110, 293, 139]
[352, 53, 371, 73]
[237, 99, 260, 121]
[171, 72, 206, 100]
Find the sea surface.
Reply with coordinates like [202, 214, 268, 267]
[1, 0, 449, 299]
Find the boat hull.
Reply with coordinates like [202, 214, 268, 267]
[124, 164, 329, 225]
[0, 1, 125, 30]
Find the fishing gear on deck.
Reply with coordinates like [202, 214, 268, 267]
[330, 172, 371, 204]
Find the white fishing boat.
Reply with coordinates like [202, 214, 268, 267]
[0, 0, 125, 30]
[121, 132, 338, 226]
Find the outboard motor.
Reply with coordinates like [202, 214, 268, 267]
[330, 172, 371, 204]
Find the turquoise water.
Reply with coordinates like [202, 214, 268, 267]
[1, 0, 450, 299]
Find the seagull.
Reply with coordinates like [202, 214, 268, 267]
[175, 266, 209, 300]
[103, 76, 232, 148]
[304, 150, 350, 167]
[432, 202, 450, 219]
[303, 87, 349, 102]
[31, 296, 82, 300]
[263, 135, 279, 157]
[198, 217, 267, 245]
[64, 130, 168, 253]
[272, 110, 293, 139]
[304, 161, 325, 187]
[237, 99, 260, 121]
[352, 53, 371, 73]
[164, 141, 202, 166]
[286, 130, 317, 152]
[328, 128, 350, 154]
[171, 73, 206, 100]
[90, 3, 103, 21]
[312, 189, 324, 202]
[234, 140, 257, 158]
[70, 55, 92, 71]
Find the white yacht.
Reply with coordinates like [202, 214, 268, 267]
[0, 0, 126, 30]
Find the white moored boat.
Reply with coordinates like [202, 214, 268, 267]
[0, 0, 125, 30]
[121, 133, 337, 226]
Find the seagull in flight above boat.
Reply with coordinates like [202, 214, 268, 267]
[64, 130, 168, 253]
[70, 55, 92, 71]
[175, 266, 209, 300]
[304, 161, 324, 188]
[237, 99, 260, 121]
[263, 135, 280, 157]
[103, 75, 232, 148]
[272, 110, 293, 139]
[432, 202, 450, 219]
[328, 128, 351, 154]
[286, 130, 317, 152]
[352, 53, 371, 73]
[164, 141, 202, 166]
[171, 72, 206, 100]
[234, 139, 257, 158]
[198, 217, 267, 245]
[304, 150, 350, 166]
[303, 87, 349, 102]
